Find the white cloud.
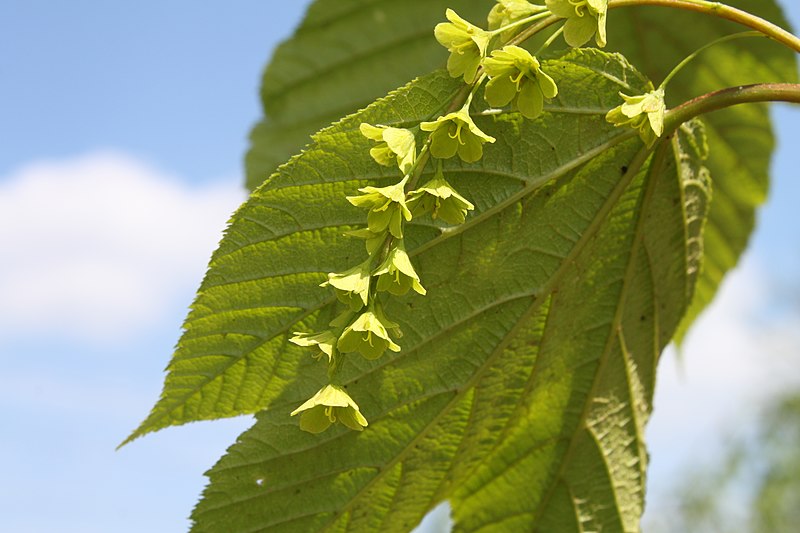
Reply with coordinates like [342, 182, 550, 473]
[645, 256, 800, 497]
[0, 152, 245, 343]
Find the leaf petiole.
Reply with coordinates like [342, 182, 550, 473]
[608, 0, 800, 54]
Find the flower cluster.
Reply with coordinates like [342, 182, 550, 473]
[291, 384, 368, 433]
[290, 116, 477, 433]
[606, 86, 666, 147]
[435, 9, 492, 83]
[421, 106, 496, 162]
[483, 45, 558, 120]
[435, 0, 608, 93]
[434, 6, 560, 124]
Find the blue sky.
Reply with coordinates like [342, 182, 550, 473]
[0, 2, 798, 532]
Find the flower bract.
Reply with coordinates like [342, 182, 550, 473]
[483, 45, 558, 120]
[409, 175, 475, 225]
[291, 384, 368, 433]
[420, 107, 496, 163]
[321, 259, 372, 311]
[374, 241, 426, 296]
[289, 330, 338, 363]
[359, 123, 417, 174]
[434, 9, 492, 83]
[337, 308, 401, 360]
[546, 0, 607, 48]
[606, 87, 666, 147]
[347, 180, 412, 239]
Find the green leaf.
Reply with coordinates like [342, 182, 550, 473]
[606, 0, 799, 342]
[244, 0, 493, 191]
[173, 50, 710, 531]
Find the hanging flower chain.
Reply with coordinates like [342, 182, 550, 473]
[290, 0, 685, 434]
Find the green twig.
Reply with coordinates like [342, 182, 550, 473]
[664, 82, 800, 133]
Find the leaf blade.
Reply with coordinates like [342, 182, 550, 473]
[185, 51, 709, 532]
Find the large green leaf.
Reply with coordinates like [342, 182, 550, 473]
[173, 49, 711, 531]
[607, 0, 798, 342]
[244, 0, 493, 191]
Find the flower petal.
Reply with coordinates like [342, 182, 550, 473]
[382, 128, 416, 173]
[537, 69, 559, 99]
[299, 406, 333, 433]
[337, 406, 368, 431]
[563, 14, 597, 48]
[545, 0, 576, 19]
[518, 79, 545, 120]
[359, 123, 385, 142]
[485, 74, 518, 107]
[594, 9, 607, 47]
[429, 125, 460, 159]
[458, 132, 484, 163]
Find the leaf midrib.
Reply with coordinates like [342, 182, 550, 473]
[527, 142, 665, 529]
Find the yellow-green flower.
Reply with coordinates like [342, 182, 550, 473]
[546, 0, 607, 48]
[434, 9, 492, 83]
[337, 308, 401, 360]
[347, 180, 412, 239]
[488, 0, 542, 41]
[359, 123, 417, 174]
[606, 87, 666, 147]
[289, 330, 338, 363]
[483, 45, 558, 120]
[420, 107, 496, 163]
[374, 241, 426, 296]
[291, 384, 368, 433]
[409, 175, 475, 225]
[320, 259, 372, 311]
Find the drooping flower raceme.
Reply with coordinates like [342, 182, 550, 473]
[409, 174, 475, 225]
[338, 307, 402, 360]
[606, 86, 666, 147]
[291, 384, 368, 433]
[483, 45, 558, 120]
[420, 106, 496, 163]
[360, 123, 417, 174]
[546, 0, 607, 48]
[434, 9, 492, 83]
[374, 241, 426, 296]
[347, 179, 412, 239]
